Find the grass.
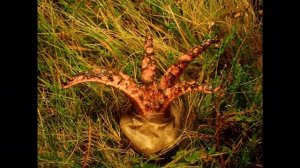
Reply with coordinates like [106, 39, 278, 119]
[38, 0, 262, 167]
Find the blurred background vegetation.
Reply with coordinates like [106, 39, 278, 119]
[38, 0, 262, 167]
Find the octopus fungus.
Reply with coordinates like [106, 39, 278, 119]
[63, 31, 220, 156]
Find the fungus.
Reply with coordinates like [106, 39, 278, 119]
[63, 31, 220, 156]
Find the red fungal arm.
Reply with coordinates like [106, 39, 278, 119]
[141, 31, 156, 84]
[159, 39, 220, 89]
[159, 82, 221, 113]
[62, 69, 147, 116]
